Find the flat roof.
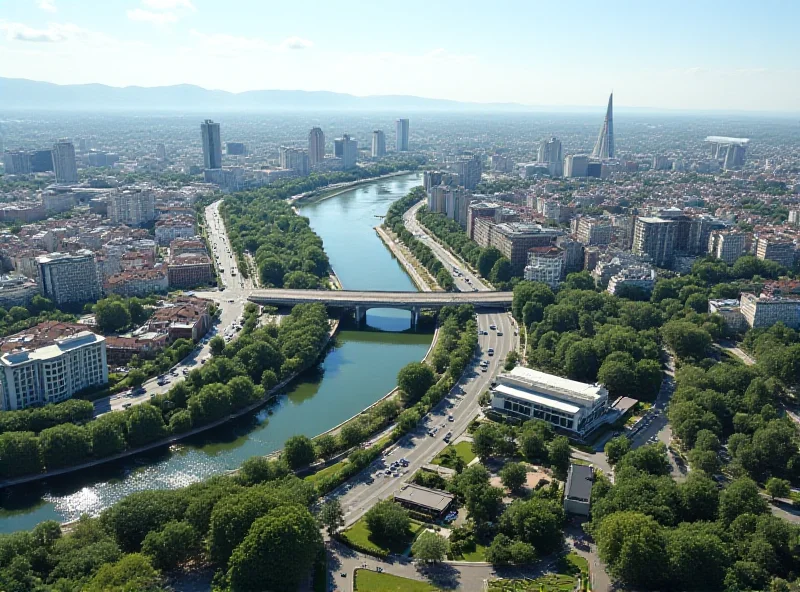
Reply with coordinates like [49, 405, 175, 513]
[495, 383, 581, 414]
[566, 463, 594, 501]
[705, 136, 750, 145]
[394, 483, 455, 513]
[1, 331, 104, 367]
[503, 367, 605, 404]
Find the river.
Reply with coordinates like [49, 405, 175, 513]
[0, 172, 427, 533]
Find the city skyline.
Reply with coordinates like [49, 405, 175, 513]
[1, 0, 799, 113]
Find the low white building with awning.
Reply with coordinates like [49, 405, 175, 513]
[490, 367, 608, 436]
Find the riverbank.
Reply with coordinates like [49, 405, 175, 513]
[290, 170, 411, 206]
[375, 225, 438, 292]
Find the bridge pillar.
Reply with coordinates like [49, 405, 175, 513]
[354, 306, 366, 326]
[412, 306, 420, 331]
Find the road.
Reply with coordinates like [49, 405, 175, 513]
[93, 200, 251, 416]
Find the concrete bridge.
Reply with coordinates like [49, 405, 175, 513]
[247, 289, 513, 327]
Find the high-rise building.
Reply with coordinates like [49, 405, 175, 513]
[308, 127, 325, 165]
[372, 130, 386, 158]
[564, 154, 589, 178]
[576, 217, 613, 245]
[30, 149, 54, 173]
[2, 151, 31, 175]
[706, 136, 749, 170]
[591, 93, 614, 160]
[156, 143, 167, 160]
[279, 146, 310, 175]
[37, 250, 101, 305]
[334, 134, 358, 169]
[537, 137, 563, 176]
[632, 217, 677, 268]
[52, 140, 78, 184]
[395, 118, 409, 152]
[455, 153, 482, 190]
[200, 120, 222, 170]
[524, 246, 564, 288]
[109, 188, 156, 226]
[708, 230, 746, 265]
[755, 236, 796, 269]
[226, 142, 246, 156]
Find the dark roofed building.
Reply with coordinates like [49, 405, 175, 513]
[564, 463, 594, 516]
[393, 483, 455, 518]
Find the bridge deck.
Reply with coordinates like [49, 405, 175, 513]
[248, 289, 512, 308]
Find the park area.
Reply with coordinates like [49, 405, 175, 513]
[432, 440, 476, 469]
[354, 569, 440, 591]
[341, 516, 426, 557]
[487, 553, 589, 592]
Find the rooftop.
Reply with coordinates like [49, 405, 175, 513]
[494, 383, 581, 414]
[500, 367, 607, 405]
[565, 463, 594, 502]
[1, 331, 104, 367]
[705, 136, 750, 145]
[394, 483, 455, 513]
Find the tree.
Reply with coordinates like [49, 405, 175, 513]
[141, 521, 199, 571]
[412, 531, 449, 563]
[548, 436, 571, 479]
[314, 434, 338, 459]
[666, 522, 731, 591]
[489, 257, 513, 284]
[168, 410, 192, 434]
[0, 431, 42, 477]
[39, 423, 91, 469]
[765, 477, 790, 502]
[283, 435, 316, 469]
[688, 448, 719, 475]
[477, 247, 503, 278]
[95, 299, 132, 333]
[100, 489, 188, 552]
[237, 457, 289, 486]
[397, 362, 435, 403]
[605, 436, 631, 466]
[228, 506, 321, 592]
[499, 497, 564, 553]
[364, 500, 410, 542]
[679, 472, 720, 522]
[86, 553, 161, 592]
[598, 357, 636, 399]
[125, 404, 167, 447]
[228, 376, 260, 409]
[89, 415, 127, 457]
[8, 306, 29, 322]
[564, 340, 599, 382]
[128, 369, 147, 388]
[209, 335, 225, 356]
[596, 511, 668, 589]
[661, 321, 712, 360]
[564, 271, 596, 291]
[635, 359, 663, 401]
[500, 462, 527, 494]
[485, 533, 513, 565]
[719, 477, 768, 524]
[187, 383, 232, 425]
[319, 498, 344, 535]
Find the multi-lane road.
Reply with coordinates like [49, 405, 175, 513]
[92, 200, 251, 416]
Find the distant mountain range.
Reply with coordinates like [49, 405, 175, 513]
[0, 77, 532, 112]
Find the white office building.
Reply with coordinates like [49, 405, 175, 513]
[52, 140, 78, 184]
[490, 367, 608, 436]
[0, 331, 108, 411]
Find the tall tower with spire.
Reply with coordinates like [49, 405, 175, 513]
[591, 93, 614, 160]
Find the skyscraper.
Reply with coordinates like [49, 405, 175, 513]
[395, 118, 409, 152]
[200, 120, 222, 170]
[455, 153, 482, 190]
[591, 93, 614, 160]
[340, 134, 358, 169]
[52, 140, 78, 184]
[156, 143, 167, 160]
[537, 137, 563, 176]
[308, 127, 325, 166]
[372, 131, 386, 158]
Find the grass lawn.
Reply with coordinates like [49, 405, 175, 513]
[304, 459, 346, 485]
[432, 441, 476, 468]
[354, 569, 441, 591]
[341, 517, 426, 556]
[488, 552, 588, 592]
[451, 541, 487, 561]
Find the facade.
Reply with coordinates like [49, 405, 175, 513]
[155, 217, 196, 246]
[632, 217, 677, 268]
[394, 483, 454, 518]
[708, 230, 746, 265]
[145, 296, 212, 342]
[279, 146, 310, 175]
[537, 137, 563, 176]
[200, 120, 223, 170]
[104, 267, 169, 298]
[226, 142, 246, 156]
[0, 275, 39, 308]
[428, 185, 471, 228]
[168, 253, 214, 288]
[524, 246, 564, 288]
[706, 136, 748, 170]
[423, 171, 444, 191]
[473, 220, 562, 274]
[591, 93, 614, 159]
[606, 265, 656, 296]
[335, 135, 358, 169]
[30, 149, 54, 172]
[395, 118, 409, 152]
[557, 237, 585, 275]
[3, 150, 32, 175]
[109, 188, 156, 226]
[371, 130, 386, 158]
[52, 140, 79, 184]
[564, 154, 589, 178]
[789, 209, 800, 227]
[466, 202, 501, 240]
[105, 332, 168, 365]
[0, 331, 107, 411]
[455, 153, 482, 190]
[308, 127, 325, 166]
[740, 292, 800, 330]
[709, 299, 747, 332]
[564, 463, 594, 516]
[755, 236, 795, 269]
[576, 217, 613, 245]
[37, 250, 101, 305]
[490, 367, 609, 436]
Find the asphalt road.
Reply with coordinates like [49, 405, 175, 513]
[92, 200, 251, 416]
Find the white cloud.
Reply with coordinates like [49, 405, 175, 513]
[37, 0, 57, 13]
[0, 20, 85, 43]
[279, 36, 313, 51]
[141, 0, 195, 10]
[126, 8, 179, 26]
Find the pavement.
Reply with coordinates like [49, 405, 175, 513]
[92, 199, 252, 417]
[375, 224, 435, 292]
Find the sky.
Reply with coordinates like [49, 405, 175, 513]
[1, 0, 799, 112]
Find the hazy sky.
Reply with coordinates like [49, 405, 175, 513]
[1, 0, 798, 112]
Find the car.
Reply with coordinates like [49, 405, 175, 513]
[384, 469, 392, 475]
[497, 331, 503, 336]
[448, 414, 454, 422]
[489, 324, 497, 330]
[481, 366, 487, 372]
[365, 477, 374, 484]
[123, 403, 132, 409]
[487, 348, 495, 356]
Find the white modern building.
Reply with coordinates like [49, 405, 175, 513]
[109, 188, 156, 226]
[490, 367, 609, 436]
[524, 246, 564, 288]
[37, 250, 101, 305]
[52, 140, 78, 184]
[0, 331, 108, 411]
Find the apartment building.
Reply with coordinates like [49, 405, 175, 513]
[755, 236, 796, 269]
[632, 217, 677, 268]
[576, 217, 613, 246]
[108, 188, 156, 226]
[473, 219, 562, 274]
[155, 217, 196, 246]
[167, 253, 214, 288]
[0, 275, 39, 308]
[104, 267, 169, 298]
[708, 230, 747, 265]
[37, 250, 102, 305]
[524, 246, 564, 288]
[740, 292, 800, 329]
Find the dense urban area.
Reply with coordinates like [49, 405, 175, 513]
[0, 99, 799, 592]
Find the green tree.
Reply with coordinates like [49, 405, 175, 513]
[89, 415, 127, 457]
[719, 477, 768, 524]
[127, 369, 147, 388]
[477, 247, 503, 278]
[314, 434, 338, 459]
[564, 340, 599, 382]
[95, 299, 132, 333]
[0, 431, 42, 477]
[39, 423, 91, 469]
[100, 489, 188, 552]
[397, 362, 435, 403]
[765, 477, 790, 502]
[319, 498, 344, 535]
[499, 462, 527, 494]
[412, 531, 449, 563]
[598, 357, 636, 398]
[125, 404, 168, 447]
[86, 553, 161, 592]
[168, 410, 192, 434]
[187, 383, 232, 425]
[489, 257, 513, 284]
[486, 533, 513, 565]
[661, 321, 712, 360]
[7, 306, 29, 322]
[596, 511, 668, 589]
[666, 522, 731, 591]
[141, 521, 199, 571]
[364, 500, 410, 542]
[499, 497, 564, 552]
[605, 436, 631, 466]
[548, 436, 571, 479]
[209, 335, 225, 356]
[283, 434, 316, 469]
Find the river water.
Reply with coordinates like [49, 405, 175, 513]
[0, 172, 427, 533]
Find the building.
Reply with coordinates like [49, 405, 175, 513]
[564, 154, 589, 178]
[576, 217, 613, 246]
[490, 367, 609, 436]
[155, 217, 196, 246]
[279, 146, 310, 175]
[537, 137, 563, 176]
[226, 142, 247, 156]
[740, 292, 800, 330]
[652, 155, 672, 171]
[3, 150, 31, 175]
[145, 296, 212, 342]
[334, 134, 358, 169]
[0, 275, 39, 308]
[491, 154, 515, 173]
[168, 253, 214, 288]
[708, 230, 746, 265]
[308, 127, 325, 166]
[606, 265, 656, 296]
[706, 136, 748, 170]
[201, 120, 222, 170]
[591, 93, 614, 159]
[473, 220, 562, 274]
[755, 236, 795, 269]
[170, 238, 208, 257]
[52, 140, 78, 184]
[104, 267, 169, 298]
[108, 188, 156, 226]
[557, 237, 585, 275]
[709, 299, 747, 333]
[455, 153, 482, 190]
[0, 331, 107, 411]
[423, 171, 444, 191]
[632, 217, 677, 268]
[395, 118, 409, 152]
[37, 250, 101, 305]
[371, 130, 386, 158]
[564, 463, 594, 516]
[105, 332, 169, 365]
[466, 202, 501, 240]
[30, 149, 54, 172]
[393, 483, 454, 518]
[524, 246, 564, 288]
[156, 143, 167, 160]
